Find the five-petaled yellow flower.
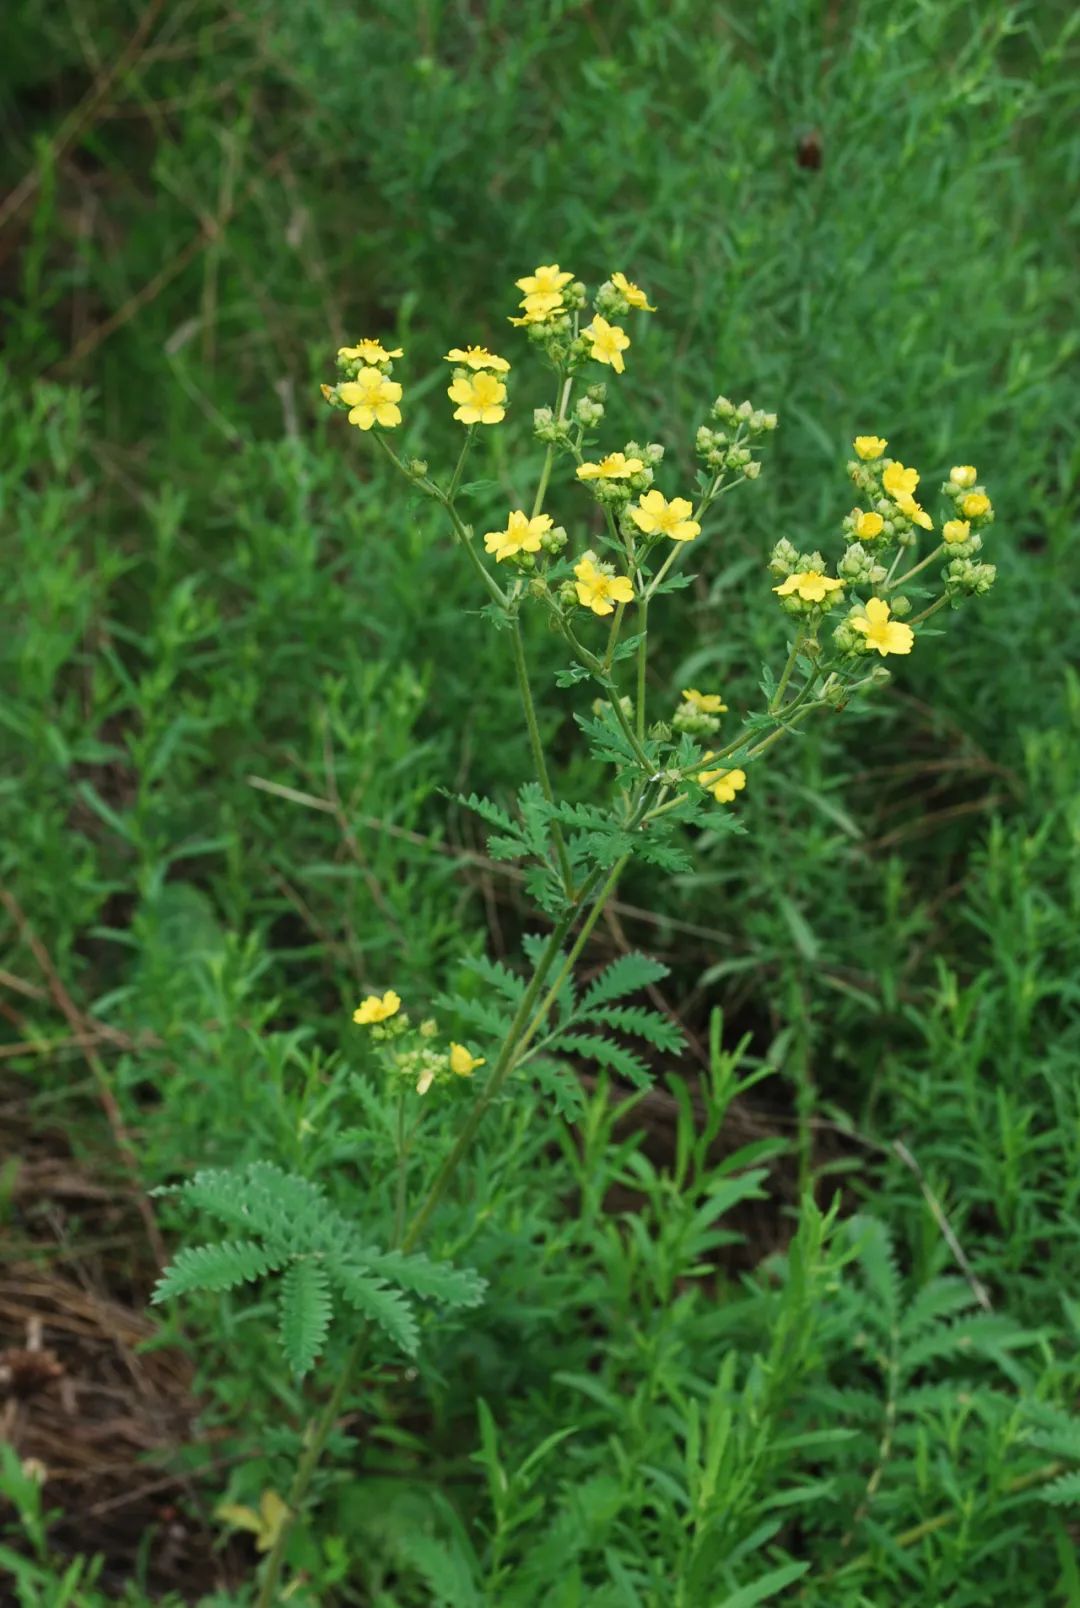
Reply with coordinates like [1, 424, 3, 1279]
[682, 688, 728, 714]
[630, 490, 700, 542]
[577, 452, 644, 480]
[882, 461, 919, 499]
[583, 315, 630, 374]
[445, 345, 510, 373]
[894, 491, 933, 531]
[353, 989, 402, 1026]
[339, 339, 403, 365]
[509, 292, 564, 326]
[574, 557, 635, 617]
[516, 264, 573, 296]
[943, 518, 971, 545]
[851, 596, 914, 657]
[961, 491, 991, 518]
[484, 510, 552, 562]
[853, 509, 885, 540]
[338, 368, 403, 430]
[449, 1043, 485, 1077]
[611, 271, 656, 311]
[774, 570, 845, 603]
[854, 436, 888, 461]
[950, 465, 978, 488]
[448, 371, 507, 425]
[698, 755, 747, 804]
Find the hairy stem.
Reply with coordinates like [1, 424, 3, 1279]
[509, 613, 575, 898]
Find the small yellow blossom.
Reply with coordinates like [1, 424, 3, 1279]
[515, 264, 574, 296]
[950, 465, 978, 488]
[353, 989, 402, 1026]
[509, 292, 564, 326]
[961, 491, 991, 518]
[611, 271, 656, 311]
[854, 436, 888, 461]
[574, 557, 635, 617]
[630, 489, 700, 542]
[576, 452, 644, 481]
[448, 371, 507, 425]
[339, 339, 403, 364]
[338, 368, 403, 430]
[583, 315, 631, 374]
[445, 345, 510, 373]
[682, 688, 728, 714]
[851, 596, 914, 657]
[698, 754, 747, 804]
[484, 510, 552, 562]
[853, 509, 885, 540]
[943, 518, 971, 545]
[774, 570, 845, 603]
[883, 461, 919, 499]
[217, 1490, 290, 1553]
[449, 1043, 485, 1077]
[894, 491, 934, 531]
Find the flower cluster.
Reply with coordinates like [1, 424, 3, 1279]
[353, 990, 485, 1096]
[321, 340, 405, 432]
[695, 396, 777, 479]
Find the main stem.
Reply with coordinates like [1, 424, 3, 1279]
[509, 614, 574, 897]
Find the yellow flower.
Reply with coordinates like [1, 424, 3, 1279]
[449, 1043, 485, 1077]
[943, 518, 971, 545]
[851, 596, 914, 657]
[574, 557, 635, 617]
[882, 461, 919, 499]
[217, 1490, 290, 1554]
[961, 491, 991, 518]
[483, 510, 552, 562]
[950, 465, 978, 489]
[515, 264, 574, 296]
[338, 368, 403, 430]
[339, 339, 403, 364]
[682, 688, 728, 714]
[854, 435, 888, 461]
[448, 371, 507, 425]
[509, 292, 564, 326]
[582, 315, 631, 374]
[445, 345, 510, 373]
[576, 452, 644, 480]
[629, 490, 700, 542]
[894, 491, 934, 531]
[353, 989, 402, 1026]
[611, 271, 656, 311]
[698, 754, 747, 804]
[853, 509, 885, 540]
[773, 570, 845, 603]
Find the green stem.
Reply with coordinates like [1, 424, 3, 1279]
[515, 855, 630, 1058]
[888, 542, 943, 591]
[770, 628, 806, 714]
[509, 613, 574, 898]
[531, 370, 574, 518]
[635, 595, 649, 740]
[603, 601, 626, 671]
[446, 428, 474, 502]
[392, 1092, 408, 1246]
[907, 594, 950, 627]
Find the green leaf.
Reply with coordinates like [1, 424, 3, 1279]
[579, 1003, 684, 1053]
[366, 1250, 487, 1308]
[715, 1562, 809, 1606]
[528, 1056, 586, 1120]
[581, 952, 670, 1011]
[152, 1239, 282, 1302]
[325, 1258, 420, 1355]
[550, 1032, 651, 1089]
[279, 1258, 333, 1376]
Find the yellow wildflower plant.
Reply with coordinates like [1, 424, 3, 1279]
[353, 990, 402, 1026]
[950, 464, 978, 488]
[882, 461, 919, 499]
[448, 371, 507, 425]
[582, 315, 630, 374]
[630, 490, 701, 543]
[445, 345, 511, 373]
[576, 452, 644, 481]
[449, 1043, 485, 1077]
[853, 509, 884, 540]
[484, 510, 552, 563]
[850, 596, 914, 657]
[338, 368, 403, 430]
[774, 570, 845, 603]
[339, 339, 403, 365]
[961, 491, 992, 518]
[854, 435, 888, 461]
[682, 688, 728, 715]
[943, 518, 971, 545]
[516, 263, 574, 296]
[611, 271, 656, 311]
[698, 755, 747, 804]
[574, 556, 635, 616]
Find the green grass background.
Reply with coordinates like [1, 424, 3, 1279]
[2, 1, 1080, 1603]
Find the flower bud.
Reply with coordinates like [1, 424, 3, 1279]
[744, 460, 762, 480]
[769, 537, 800, 578]
[889, 594, 911, 617]
[407, 458, 429, 478]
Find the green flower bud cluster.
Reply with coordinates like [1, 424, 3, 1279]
[624, 439, 665, 468]
[838, 542, 887, 586]
[769, 537, 800, 578]
[534, 406, 573, 446]
[592, 694, 634, 721]
[712, 397, 777, 434]
[574, 396, 605, 426]
[393, 1044, 449, 1092]
[594, 279, 631, 319]
[673, 702, 722, 739]
[944, 558, 997, 597]
[833, 613, 867, 657]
